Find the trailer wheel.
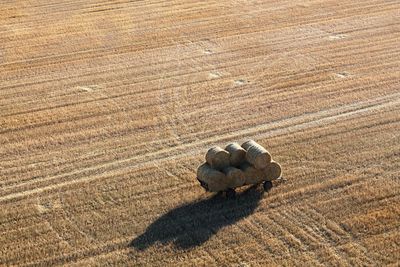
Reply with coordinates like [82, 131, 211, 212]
[263, 181, 273, 191]
[226, 188, 236, 198]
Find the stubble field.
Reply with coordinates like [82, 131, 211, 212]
[0, 0, 399, 266]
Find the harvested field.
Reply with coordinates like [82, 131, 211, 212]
[1, 0, 399, 266]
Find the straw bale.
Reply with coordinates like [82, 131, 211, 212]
[223, 166, 245, 188]
[245, 144, 272, 169]
[240, 162, 265, 185]
[262, 161, 282, 181]
[205, 146, 230, 170]
[197, 163, 227, 192]
[225, 143, 246, 167]
[241, 140, 258, 150]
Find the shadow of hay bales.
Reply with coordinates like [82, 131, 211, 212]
[130, 185, 264, 250]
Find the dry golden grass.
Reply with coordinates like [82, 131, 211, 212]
[1, 0, 399, 266]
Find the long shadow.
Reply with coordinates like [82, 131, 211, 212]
[130, 185, 264, 250]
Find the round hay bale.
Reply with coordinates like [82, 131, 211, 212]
[241, 139, 258, 150]
[205, 146, 230, 170]
[197, 163, 227, 192]
[223, 166, 245, 188]
[262, 161, 282, 181]
[225, 143, 246, 167]
[240, 162, 265, 185]
[245, 143, 272, 169]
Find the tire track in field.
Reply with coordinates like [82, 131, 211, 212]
[1, 92, 400, 202]
[1, 92, 398, 193]
[287, 207, 351, 265]
[2, 0, 396, 89]
[2, 64, 395, 176]
[301, 206, 374, 265]
[1, 172, 378, 265]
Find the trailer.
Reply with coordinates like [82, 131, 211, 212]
[197, 140, 281, 197]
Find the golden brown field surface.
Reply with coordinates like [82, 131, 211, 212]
[1, 0, 399, 266]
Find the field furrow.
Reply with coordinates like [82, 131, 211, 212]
[1, 0, 399, 265]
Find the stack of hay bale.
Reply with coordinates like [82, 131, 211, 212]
[197, 140, 282, 194]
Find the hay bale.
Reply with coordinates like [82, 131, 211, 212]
[197, 163, 227, 192]
[205, 146, 230, 170]
[240, 162, 265, 185]
[244, 141, 272, 169]
[262, 161, 282, 181]
[223, 166, 245, 188]
[241, 139, 258, 150]
[225, 143, 246, 167]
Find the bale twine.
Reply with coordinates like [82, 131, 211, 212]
[205, 146, 230, 170]
[241, 139, 258, 150]
[223, 166, 245, 188]
[225, 143, 246, 167]
[240, 162, 265, 185]
[245, 143, 272, 170]
[262, 161, 282, 181]
[197, 163, 227, 192]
